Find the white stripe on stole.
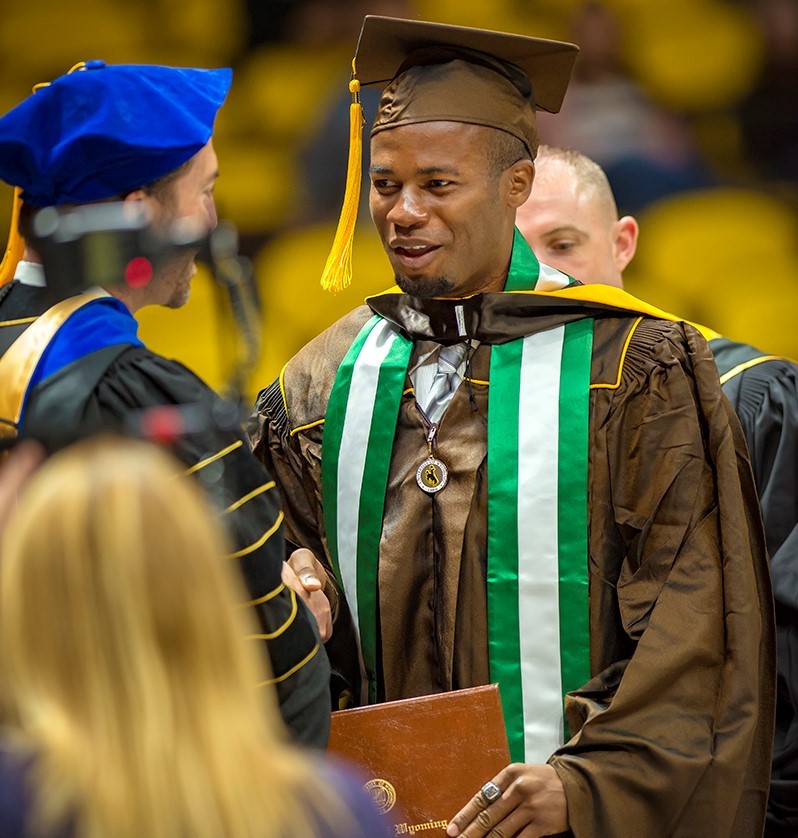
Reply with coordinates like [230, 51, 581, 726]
[517, 327, 565, 762]
[536, 262, 572, 291]
[336, 320, 398, 639]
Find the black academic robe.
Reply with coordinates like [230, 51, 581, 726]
[712, 337, 798, 836]
[0, 280, 331, 746]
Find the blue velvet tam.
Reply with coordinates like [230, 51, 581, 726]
[0, 61, 232, 208]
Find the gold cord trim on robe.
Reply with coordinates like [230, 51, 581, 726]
[590, 317, 643, 390]
[289, 418, 324, 437]
[227, 510, 284, 560]
[278, 362, 290, 423]
[184, 439, 242, 475]
[0, 317, 38, 328]
[245, 581, 286, 608]
[224, 480, 275, 513]
[256, 643, 320, 687]
[247, 587, 298, 640]
[719, 355, 793, 385]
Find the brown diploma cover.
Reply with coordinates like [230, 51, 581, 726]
[328, 684, 510, 835]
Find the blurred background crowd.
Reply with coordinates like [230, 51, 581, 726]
[1, 0, 796, 400]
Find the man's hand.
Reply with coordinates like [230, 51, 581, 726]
[282, 547, 333, 642]
[446, 763, 567, 838]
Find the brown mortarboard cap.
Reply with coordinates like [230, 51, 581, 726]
[319, 17, 578, 294]
[356, 16, 579, 157]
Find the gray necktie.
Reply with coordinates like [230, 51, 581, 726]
[425, 342, 468, 424]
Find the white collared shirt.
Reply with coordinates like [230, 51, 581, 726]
[13, 260, 109, 301]
[13, 260, 46, 287]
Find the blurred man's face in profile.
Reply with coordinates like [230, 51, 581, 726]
[515, 157, 632, 288]
[146, 140, 220, 308]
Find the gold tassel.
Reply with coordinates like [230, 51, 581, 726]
[320, 63, 364, 293]
[0, 67, 83, 287]
[0, 188, 25, 287]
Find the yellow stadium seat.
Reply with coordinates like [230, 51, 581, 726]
[0, 1, 150, 80]
[212, 139, 297, 235]
[232, 44, 350, 144]
[148, 0, 246, 66]
[625, 187, 798, 357]
[620, 0, 764, 112]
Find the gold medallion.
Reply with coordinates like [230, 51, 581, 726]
[416, 457, 448, 493]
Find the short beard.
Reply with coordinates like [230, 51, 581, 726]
[155, 251, 194, 309]
[394, 273, 454, 298]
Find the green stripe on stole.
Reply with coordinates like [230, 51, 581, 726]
[488, 318, 593, 762]
[321, 231, 592, 760]
[322, 316, 412, 703]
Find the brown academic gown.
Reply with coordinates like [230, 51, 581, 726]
[250, 289, 775, 838]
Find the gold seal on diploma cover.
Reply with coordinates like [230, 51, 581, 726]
[416, 457, 448, 493]
[364, 778, 397, 814]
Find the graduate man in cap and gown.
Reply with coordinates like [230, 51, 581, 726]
[0, 61, 331, 746]
[250, 16, 775, 836]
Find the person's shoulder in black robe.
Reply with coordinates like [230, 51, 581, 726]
[711, 336, 798, 836]
[1, 287, 331, 746]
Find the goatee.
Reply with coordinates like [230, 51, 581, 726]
[394, 273, 454, 298]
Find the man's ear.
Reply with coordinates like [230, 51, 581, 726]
[613, 215, 639, 272]
[123, 188, 148, 205]
[506, 160, 535, 209]
[123, 188, 159, 226]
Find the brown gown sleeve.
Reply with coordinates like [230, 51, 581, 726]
[550, 320, 775, 837]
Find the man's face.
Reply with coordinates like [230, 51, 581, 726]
[369, 122, 526, 298]
[515, 158, 627, 288]
[147, 140, 219, 308]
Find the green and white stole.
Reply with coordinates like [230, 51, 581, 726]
[322, 231, 593, 763]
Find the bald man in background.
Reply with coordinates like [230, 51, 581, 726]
[515, 146, 636, 290]
[517, 145, 798, 838]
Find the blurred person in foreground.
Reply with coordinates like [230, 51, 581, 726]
[517, 143, 798, 837]
[250, 16, 774, 838]
[0, 63, 330, 744]
[0, 437, 394, 838]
